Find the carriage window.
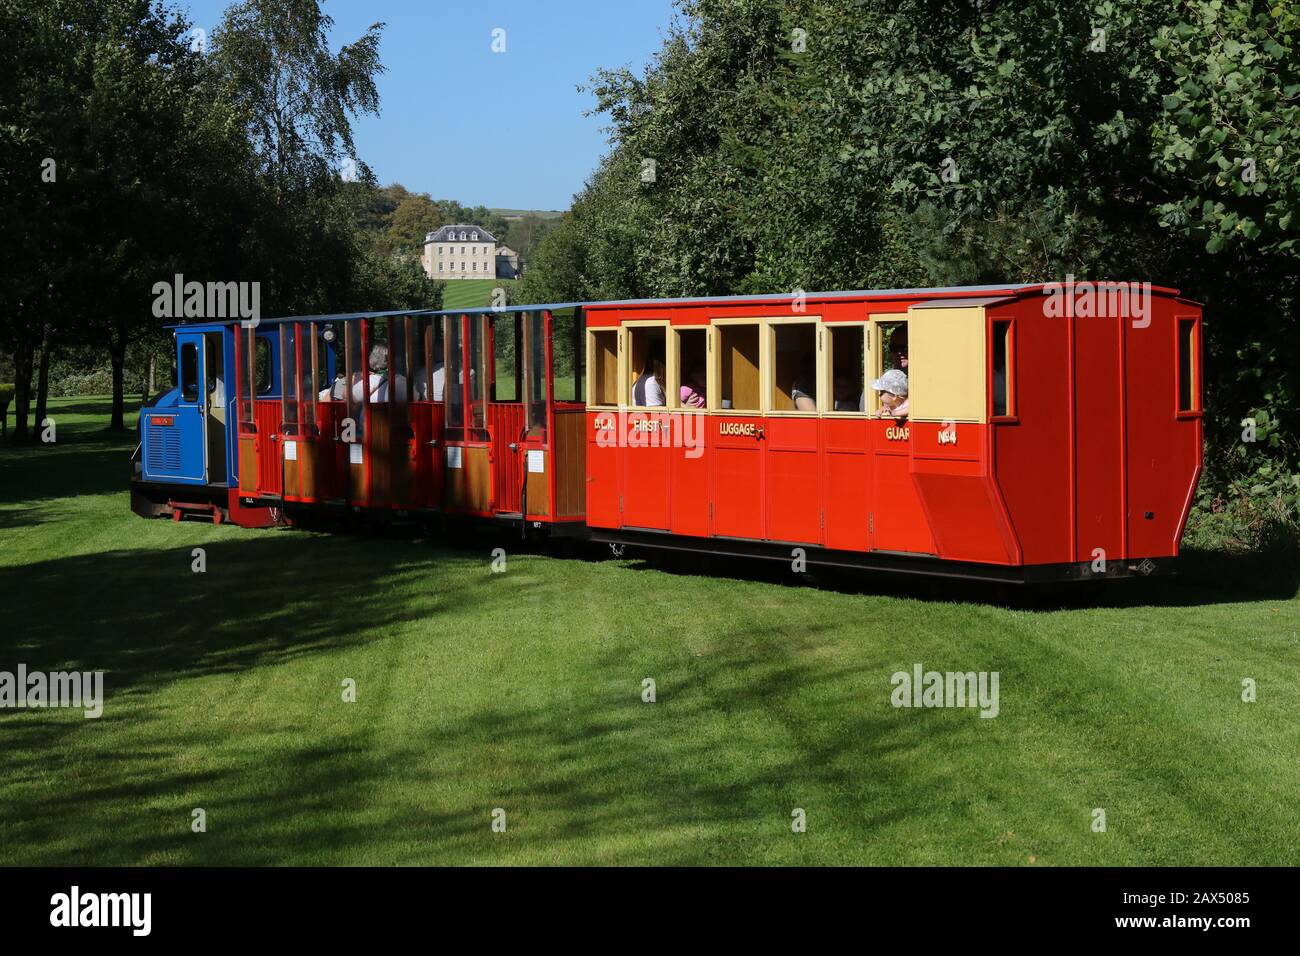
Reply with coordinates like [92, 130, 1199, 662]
[992, 320, 1013, 417]
[180, 342, 199, 402]
[870, 321, 907, 413]
[771, 322, 818, 412]
[1178, 318, 1198, 412]
[388, 317, 410, 407]
[527, 310, 547, 435]
[468, 315, 487, 433]
[588, 329, 619, 407]
[717, 323, 760, 412]
[828, 325, 865, 413]
[415, 317, 442, 402]
[446, 316, 465, 431]
[552, 309, 583, 403]
[255, 336, 273, 394]
[628, 326, 667, 407]
[492, 313, 520, 401]
[300, 323, 323, 428]
[280, 323, 299, 428]
[673, 328, 707, 409]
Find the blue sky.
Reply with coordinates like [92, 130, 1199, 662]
[178, 0, 679, 210]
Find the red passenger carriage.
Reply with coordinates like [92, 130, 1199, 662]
[139, 283, 1204, 584]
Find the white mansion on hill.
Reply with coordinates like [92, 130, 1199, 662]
[421, 224, 519, 281]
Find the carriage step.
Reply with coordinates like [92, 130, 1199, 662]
[167, 500, 224, 525]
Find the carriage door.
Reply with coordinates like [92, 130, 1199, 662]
[408, 316, 445, 509]
[710, 319, 765, 540]
[868, 315, 932, 554]
[442, 313, 493, 514]
[281, 321, 331, 503]
[150, 330, 207, 484]
[488, 311, 527, 515]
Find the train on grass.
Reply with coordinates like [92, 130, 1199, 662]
[131, 283, 1204, 583]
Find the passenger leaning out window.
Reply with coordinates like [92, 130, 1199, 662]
[871, 368, 909, 420]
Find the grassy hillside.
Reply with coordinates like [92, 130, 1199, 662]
[441, 278, 516, 311]
[490, 208, 565, 220]
[0, 397, 1298, 865]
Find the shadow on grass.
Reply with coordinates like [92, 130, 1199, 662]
[0, 614, 967, 865]
[0, 532, 471, 711]
[600, 540, 1300, 611]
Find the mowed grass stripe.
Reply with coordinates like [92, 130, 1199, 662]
[0, 397, 1296, 864]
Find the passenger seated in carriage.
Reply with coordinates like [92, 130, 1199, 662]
[633, 348, 666, 407]
[790, 361, 817, 411]
[680, 362, 707, 408]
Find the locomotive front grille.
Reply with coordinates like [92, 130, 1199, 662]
[145, 421, 182, 473]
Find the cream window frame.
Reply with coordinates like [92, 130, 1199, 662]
[866, 314, 908, 417]
[763, 315, 823, 416]
[585, 326, 622, 409]
[709, 316, 766, 414]
[668, 325, 711, 412]
[621, 319, 672, 410]
[820, 320, 869, 418]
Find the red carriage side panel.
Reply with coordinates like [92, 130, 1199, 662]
[585, 411, 621, 528]
[621, 410, 672, 530]
[763, 417, 822, 545]
[1125, 296, 1203, 558]
[911, 422, 1017, 564]
[871, 420, 934, 554]
[992, 298, 1072, 566]
[1072, 311, 1126, 563]
[821, 418, 870, 553]
[670, 414, 710, 538]
[711, 416, 764, 540]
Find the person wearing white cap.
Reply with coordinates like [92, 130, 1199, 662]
[871, 367, 909, 419]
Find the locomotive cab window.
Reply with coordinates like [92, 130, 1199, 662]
[180, 342, 199, 403]
[672, 327, 708, 410]
[827, 324, 866, 414]
[1178, 317, 1199, 413]
[715, 322, 760, 412]
[587, 328, 619, 407]
[769, 320, 818, 412]
[627, 325, 667, 407]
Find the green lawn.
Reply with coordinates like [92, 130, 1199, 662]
[441, 278, 516, 311]
[1, 396, 1298, 865]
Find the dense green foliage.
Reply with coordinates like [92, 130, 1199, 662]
[0, 0, 439, 436]
[520, 0, 1300, 542]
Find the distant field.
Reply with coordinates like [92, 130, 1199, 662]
[441, 278, 516, 310]
[490, 208, 565, 220]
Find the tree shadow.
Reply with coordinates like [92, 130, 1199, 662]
[0, 616, 971, 866]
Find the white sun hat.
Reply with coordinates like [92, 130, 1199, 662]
[871, 368, 908, 395]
